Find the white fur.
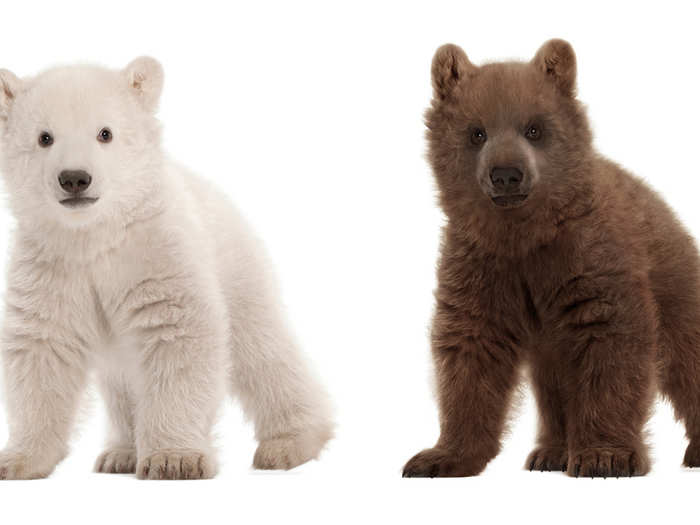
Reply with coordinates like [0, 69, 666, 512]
[0, 59, 333, 479]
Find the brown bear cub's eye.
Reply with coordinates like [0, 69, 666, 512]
[470, 128, 487, 146]
[97, 127, 113, 143]
[38, 131, 54, 148]
[525, 125, 541, 141]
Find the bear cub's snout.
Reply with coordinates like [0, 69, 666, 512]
[489, 166, 528, 207]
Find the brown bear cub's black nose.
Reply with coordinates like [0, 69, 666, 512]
[490, 167, 523, 194]
[58, 170, 92, 194]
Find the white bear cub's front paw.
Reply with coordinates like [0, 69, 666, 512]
[254, 426, 333, 470]
[136, 449, 217, 480]
[0, 449, 54, 480]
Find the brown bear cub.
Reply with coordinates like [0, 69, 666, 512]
[403, 39, 700, 478]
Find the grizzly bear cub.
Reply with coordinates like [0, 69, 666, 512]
[403, 39, 700, 478]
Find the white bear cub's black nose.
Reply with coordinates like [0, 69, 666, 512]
[58, 170, 92, 194]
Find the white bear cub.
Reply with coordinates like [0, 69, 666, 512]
[0, 58, 333, 479]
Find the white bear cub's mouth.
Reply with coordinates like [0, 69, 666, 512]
[59, 196, 99, 208]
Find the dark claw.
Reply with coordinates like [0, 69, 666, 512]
[529, 457, 536, 471]
[574, 464, 581, 478]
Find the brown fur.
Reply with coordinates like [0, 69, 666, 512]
[403, 39, 700, 478]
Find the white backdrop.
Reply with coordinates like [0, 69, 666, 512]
[0, 0, 698, 523]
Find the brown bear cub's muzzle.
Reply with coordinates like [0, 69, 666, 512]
[489, 166, 529, 208]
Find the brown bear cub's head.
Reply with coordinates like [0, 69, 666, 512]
[428, 39, 594, 241]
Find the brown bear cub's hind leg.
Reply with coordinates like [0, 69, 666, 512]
[654, 284, 700, 468]
[657, 319, 700, 468]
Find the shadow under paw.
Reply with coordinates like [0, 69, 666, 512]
[402, 447, 486, 478]
[525, 446, 568, 472]
[568, 447, 649, 478]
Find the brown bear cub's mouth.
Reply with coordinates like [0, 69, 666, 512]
[491, 194, 529, 208]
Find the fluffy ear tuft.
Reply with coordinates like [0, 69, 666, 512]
[532, 39, 577, 96]
[123, 56, 164, 113]
[431, 44, 475, 100]
[0, 69, 22, 120]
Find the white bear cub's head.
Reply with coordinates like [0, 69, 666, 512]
[0, 57, 164, 230]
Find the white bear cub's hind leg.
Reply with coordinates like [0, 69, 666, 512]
[227, 243, 333, 470]
[231, 308, 334, 470]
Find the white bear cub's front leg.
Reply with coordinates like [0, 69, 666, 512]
[116, 269, 228, 480]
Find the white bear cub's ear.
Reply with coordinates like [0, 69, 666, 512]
[123, 56, 164, 113]
[0, 69, 22, 121]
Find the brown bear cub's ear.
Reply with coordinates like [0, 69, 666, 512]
[0, 69, 22, 121]
[431, 44, 475, 100]
[532, 39, 577, 96]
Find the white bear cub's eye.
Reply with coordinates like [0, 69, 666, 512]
[38, 131, 54, 148]
[97, 127, 113, 143]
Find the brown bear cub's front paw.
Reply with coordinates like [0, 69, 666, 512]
[402, 447, 487, 478]
[567, 447, 649, 478]
[526, 446, 568, 472]
[683, 440, 700, 468]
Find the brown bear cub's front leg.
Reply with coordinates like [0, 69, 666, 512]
[404, 39, 700, 478]
[403, 249, 525, 477]
[545, 267, 656, 478]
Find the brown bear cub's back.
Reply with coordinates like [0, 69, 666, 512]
[403, 39, 700, 478]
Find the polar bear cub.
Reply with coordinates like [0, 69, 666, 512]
[0, 58, 333, 479]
